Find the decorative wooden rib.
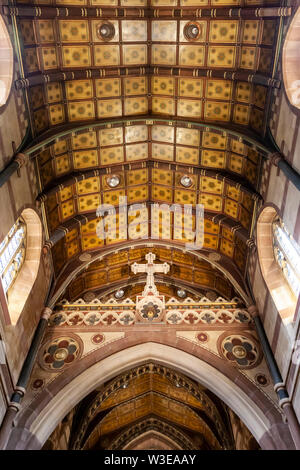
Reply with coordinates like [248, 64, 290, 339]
[0, 118, 272, 189]
[26, 117, 272, 157]
[3, 5, 291, 19]
[15, 66, 280, 90]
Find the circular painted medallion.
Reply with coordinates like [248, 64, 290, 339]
[40, 336, 82, 372]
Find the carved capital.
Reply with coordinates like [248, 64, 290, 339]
[247, 304, 259, 318]
[246, 238, 257, 251]
[15, 153, 29, 168]
[43, 241, 53, 254]
[41, 307, 52, 321]
[269, 152, 283, 167]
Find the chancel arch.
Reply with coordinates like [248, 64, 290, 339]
[9, 343, 291, 450]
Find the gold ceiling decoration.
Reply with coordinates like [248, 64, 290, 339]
[70, 363, 233, 450]
[33, 120, 259, 284]
[61, 246, 236, 301]
[17, 9, 278, 135]
[14, 0, 278, 295]
[36, 122, 261, 188]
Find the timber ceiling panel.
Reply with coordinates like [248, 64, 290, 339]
[63, 246, 235, 300]
[70, 364, 233, 450]
[44, 168, 254, 229]
[36, 122, 261, 188]
[15, 1, 277, 286]
[17, 12, 278, 135]
[44, 175, 250, 276]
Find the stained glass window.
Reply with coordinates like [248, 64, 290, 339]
[0, 218, 26, 293]
[273, 219, 300, 298]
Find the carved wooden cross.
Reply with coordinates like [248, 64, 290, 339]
[131, 252, 170, 296]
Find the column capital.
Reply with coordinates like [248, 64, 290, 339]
[7, 402, 21, 413]
[15, 153, 29, 169]
[42, 241, 53, 254]
[41, 307, 52, 321]
[14, 386, 26, 396]
[246, 238, 257, 251]
[279, 397, 291, 409]
[274, 382, 286, 393]
[269, 152, 283, 167]
[247, 304, 259, 318]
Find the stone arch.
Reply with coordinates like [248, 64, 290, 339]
[9, 340, 294, 450]
[7, 208, 43, 325]
[256, 205, 297, 324]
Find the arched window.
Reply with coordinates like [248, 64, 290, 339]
[282, 7, 300, 110]
[0, 16, 13, 107]
[0, 218, 26, 293]
[257, 206, 298, 324]
[273, 219, 300, 299]
[0, 209, 42, 325]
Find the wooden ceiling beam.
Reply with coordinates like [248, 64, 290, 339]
[3, 4, 290, 20]
[69, 271, 234, 302]
[26, 117, 271, 158]
[15, 66, 279, 90]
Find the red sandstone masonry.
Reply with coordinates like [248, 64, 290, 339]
[16, 331, 282, 432]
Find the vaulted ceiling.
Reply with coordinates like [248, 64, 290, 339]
[13, 0, 282, 301]
[63, 246, 237, 301]
[18, 7, 278, 136]
[53, 363, 249, 450]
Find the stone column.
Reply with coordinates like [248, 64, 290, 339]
[0, 153, 29, 189]
[0, 307, 52, 450]
[270, 153, 300, 191]
[248, 305, 300, 449]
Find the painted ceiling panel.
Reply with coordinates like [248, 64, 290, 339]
[35, 121, 262, 189]
[14, 1, 279, 288]
[60, 246, 236, 301]
[18, 13, 278, 135]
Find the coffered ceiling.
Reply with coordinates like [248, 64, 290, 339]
[37, 122, 261, 188]
[18, 12, 277, 135]
[13, 0, 281, 297]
